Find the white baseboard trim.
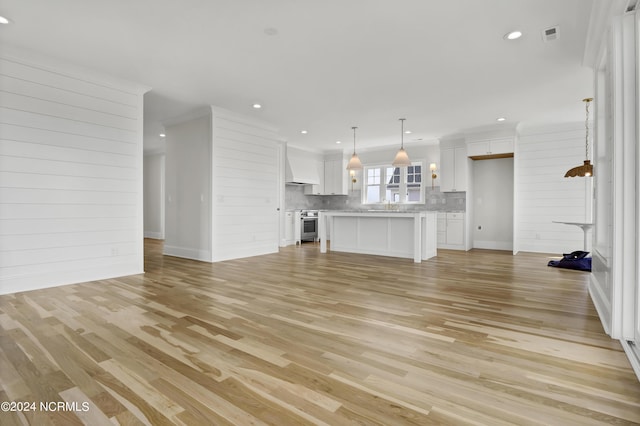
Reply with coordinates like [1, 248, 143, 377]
[588, 275, 613, 336]
[144, 231, 164, 239]
[0, 263, 144, 295]
[621, 340, 640, 382]
[212, 244, 278, 262]
[473, 240, 514, 251]
[163, 245, 212, 262]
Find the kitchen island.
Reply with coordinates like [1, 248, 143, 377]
[318, 211, 437, 263]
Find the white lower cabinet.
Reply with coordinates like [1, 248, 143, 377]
[437, 212, 465, 250]
[284, 211, 296, 245]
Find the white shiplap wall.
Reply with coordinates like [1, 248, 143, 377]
[515, 123, 592, 254]
[0, 55, 148, 295]
[163, 112, 213, 261]
[211, 107, 281, 261]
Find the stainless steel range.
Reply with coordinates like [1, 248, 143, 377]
[299, 210, 318, 242]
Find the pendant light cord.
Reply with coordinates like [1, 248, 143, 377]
[352, 126, 357, 154]
[399, 118, 405, 149]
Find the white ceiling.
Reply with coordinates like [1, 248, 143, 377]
[0, 0, 594, 153]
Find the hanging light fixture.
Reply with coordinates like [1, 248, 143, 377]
[392, 118, 411, 167]
[346, 126, 363, 171]
[565, 98, 594, 178]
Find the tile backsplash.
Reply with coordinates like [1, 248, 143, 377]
[285, 185, 465, 212]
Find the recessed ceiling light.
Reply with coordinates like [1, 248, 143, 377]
[252, 103, 262, 109]
[301, 130, 308, 134]
[504, 31, 522, 40]
[336, 140, 341, 144]
[0, 16, 10, 24]
[159, 133, 166, 137]
[404, 130, 412, 134]
[496, 117, 506, 122]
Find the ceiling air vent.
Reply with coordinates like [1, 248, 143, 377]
[542, 26, 560, 42]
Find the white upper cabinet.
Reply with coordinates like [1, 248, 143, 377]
[303, 159, 325, 195]
[440, 146, 468, 192]
[324, 158, 348, 195]
[467, 138, 514, 158]
[304, 156, 347, 195]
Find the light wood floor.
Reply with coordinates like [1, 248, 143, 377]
[1, 240, 639, 425]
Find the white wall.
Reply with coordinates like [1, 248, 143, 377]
[164, 111, 212, 261]
[584, 1, 640, 381]
[163, 107, 281, 263]
[143, 153, 164, 239]
[211, 107, 281, 261]
[472, 158, 513, 250]
[0, 54, 148, 295]
[515, 123, 591, 254]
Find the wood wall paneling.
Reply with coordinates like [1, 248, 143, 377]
[0, 56, 147, 295]
[515, 125, 591, 254]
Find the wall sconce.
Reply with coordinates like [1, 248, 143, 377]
[430, 163, 437, 189]
[350, 169, 357, 190]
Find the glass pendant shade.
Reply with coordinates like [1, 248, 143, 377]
[347, 153, 363, 170]
[346, 126, 363, 171]
[392, 118, 411, 167]
[392, 148, 411, 167]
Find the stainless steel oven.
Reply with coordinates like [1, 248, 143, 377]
[300, 210, 318, 242]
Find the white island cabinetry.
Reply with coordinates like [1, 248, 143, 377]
[319, 211, 437, 263]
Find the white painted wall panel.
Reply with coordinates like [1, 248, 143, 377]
[515, 124, 591, 254]
[1, 109, 137, 144]
[0, 55, 147, 295]
[0, 74, 138, 119]
[0, 58, 138, 106]
[0, 139, 137, 168]
[163, 113, 212, 261]
[211, 108, 280, 261]
[472, 158, 513, 250]
[0, 123, 136, 155]
[143, 154, 164, 239]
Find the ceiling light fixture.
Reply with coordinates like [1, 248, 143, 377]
[252, 103, 262, 109]
[392, 118, 411, 167]
[159, 133, 166, 138]
[504, 30, 522, 40]
[301, 130, 308, 134]
[565, 98, 594, 178]
[0, 16, 10, 24]
[346, 126, 363, 171]
[335, 140, 341, 144]
[497, 117, 506, 122]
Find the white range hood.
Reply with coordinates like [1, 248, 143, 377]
[285, 148, 321, 185]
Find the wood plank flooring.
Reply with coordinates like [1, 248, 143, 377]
[1, 239, 639, 425]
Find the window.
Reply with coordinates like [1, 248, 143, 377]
[363, 162, 424, 204]
[366, 168, 382, 203]
[406, 165, 422, 202]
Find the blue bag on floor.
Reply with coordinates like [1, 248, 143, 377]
[548, 251, 591, 271]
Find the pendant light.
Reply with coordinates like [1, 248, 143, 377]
[392, 118, 411, 167]
[346, 126, 363, 170]
[565, 98, 594, 177]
